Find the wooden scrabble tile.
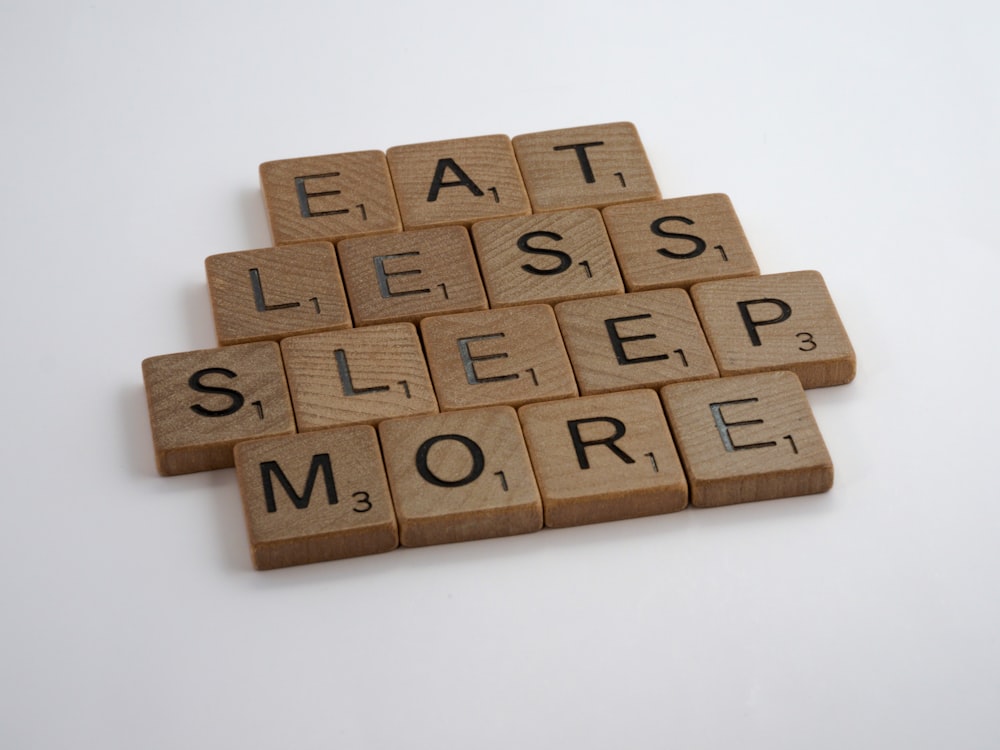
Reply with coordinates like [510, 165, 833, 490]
[470, 208, 625, 308]
[660, 371, 833, 508]
[205, 243, 352, 345]
[234, 425, 398, 570]
[518, 389, 687, 528]
[385, 134, 531, 229]
[555, 288, 719, 395]
[280, 323, 438, 431]
[378, 406, 542, 547]
[420, 305, 577, 411]
[337, 225, 488, 326]
[602, 193, 760, 291]
[690, 270, 856, 388]
[142, 342, 296, 476]
[511, 122, 660, 212]
[259, 150, 401, 246]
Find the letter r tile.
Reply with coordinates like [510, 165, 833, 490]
[259, 150, 402, 246]
[378, 406, 543, 547]
[234, 425, 398, 570]
[660, 371, 833, 508]
[518, 389, 688, 528]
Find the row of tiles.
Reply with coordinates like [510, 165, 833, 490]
[209, 193, 762, 348]
[235, 374, 833, 570]
[258, 121, 666, 245]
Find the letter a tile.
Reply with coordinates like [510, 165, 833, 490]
[386, 135, 531, 229]
[378, 406, 542, 547]
[660, 371, 833, 507]
[234, 426, 398, 570]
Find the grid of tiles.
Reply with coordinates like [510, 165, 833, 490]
[141, 122, 856, 570]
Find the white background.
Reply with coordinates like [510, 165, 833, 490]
[2, 1, 998, 747]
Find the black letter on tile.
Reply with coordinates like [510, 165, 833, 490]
[374, 252, 431, 298]
[260, 453, 338, 513]
[553, 142, 605, 183]
[189, 368, 244, 417]
[604, 314, 669, 366]
[709, 398, 777, 452]
[249, 268, 301, 312]
[737, 298, 793, 346]
[295, 173, 349, 218]
[416, 434, 486, 487]
[518, 231, 572, 275]
[458, 333, 518, 384]
[567, 417, 635, 469]
[335, 349, 390, 396]
[651, 216, 707, 259]
[427, 158, 485, 202]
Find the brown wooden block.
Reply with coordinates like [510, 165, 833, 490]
[205, 243, 352, 345]
[378, 406, 542, 547]
[280, 323, 438, 431]
[141, 342, 296, 476]
[660, 371, 833, 508]
[337, 225, 487, 326]
[555, 288, 719, 395]
[511, 122, 660, 212]
[470, 208, 624, 308]
[259, 150, 401, 246]
[385, 134, 531, 230]
[518, 389, 688, 528]
[420, 305, 577, 411]
[690, 270, 856, 388]
[234, 426, 398, 570]
[602, 193, 759, 291]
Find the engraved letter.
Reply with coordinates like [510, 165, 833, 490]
[260, 453, 338, 513]
[737, 298, 793, 346]
[567, 416, 635, 469]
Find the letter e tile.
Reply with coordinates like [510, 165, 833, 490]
[234, 426, 398, 570]
[555, 288, 719, 395]
[259, 150, 401, 246]
[338, 225, 487, 326]
[660, 371, 833, 508]
[378, 407, 542, 547]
